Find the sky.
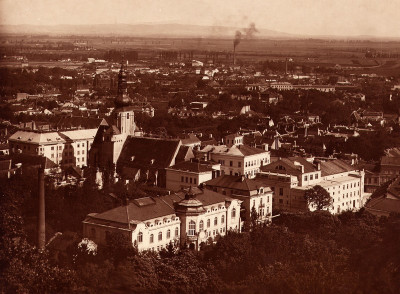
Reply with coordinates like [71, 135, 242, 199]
[1, 0, 400, 37]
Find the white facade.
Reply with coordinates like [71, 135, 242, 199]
[208, 145, 270, 178]
[9, 129, 97, 168]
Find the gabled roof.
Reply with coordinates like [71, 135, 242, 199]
[208, 144, 268, 157]
[175, 145, 194, 163]
[180, 133, 201, 145]
[320, 160, 355, 177]
[261, 156, 317, 175]
[118, 137, 181, 169]
[205, 175, 272, 192]
[9, 131, 65, 144]
[86, 194, 181, 229]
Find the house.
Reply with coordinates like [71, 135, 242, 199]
[83, 187, 242, 251]
[258, 158, 365, 214]
[200, 141, 270, 179]
[165, 160, 221, 191]
[204, 175, 273, 225]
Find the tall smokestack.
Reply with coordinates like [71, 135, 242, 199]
[233, 30, 241, 66]
[37, 167, 45, 249]
[285, 58, 288, 75]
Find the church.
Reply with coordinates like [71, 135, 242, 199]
[89, 62, 191, 187]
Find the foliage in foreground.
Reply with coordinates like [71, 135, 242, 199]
[1, 174, 400, 293]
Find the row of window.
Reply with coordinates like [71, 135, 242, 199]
[187, 210, 237, 236]
[304, 173, 319, 181]
[138, 227, 179, 243]
[181, 176, 197, 185]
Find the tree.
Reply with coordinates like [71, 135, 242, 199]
[304, 185, 332, 211]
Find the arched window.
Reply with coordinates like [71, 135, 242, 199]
[221, 215, 225, 224]
[158, 231, 162, 241]
[188, 220, 196, 236]
[207, 219, 210, 228]
[232, 208, 236, 218]
[214, 217, 218, 226]
[137, 232, 143, 243]
[175, 227, 179, 237]
[199, 220, 204, 231]
[150, 234, 154, 243]
[167, 229, 171, 239]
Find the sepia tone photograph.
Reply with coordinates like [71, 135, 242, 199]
[0, 0, 399, 293]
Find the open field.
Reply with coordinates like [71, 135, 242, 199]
[1, 35, 400, 75]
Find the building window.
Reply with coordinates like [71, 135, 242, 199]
[175, 227, 179, 237]
[150, 234, 154, 243]
[167, 229, 171, 239]
[232, 208, 236, 218]
[188, 220, 196, 236]
[221, 215, 225, 224]
[279, 188, 283, 196]
[304, 175, 308, 181]
[199, 220, 204, 231]
[51, 146, 54, 150]
[315, 174, 319, 179]
[214, 217, 218, 226]
[238, 162, 241, 167]
[194, 178, 197, 184]
[230, 161, 233, 167]
[158, 232, 162, 241]
[185, 177, 188, 183]
[181, 176, 184, 182]
[310, 175, 313, 180]
[190, 178, 192, 184]
[138, 232, 143, 243]
[207, 219, 210, 228]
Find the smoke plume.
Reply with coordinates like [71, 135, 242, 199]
[234, 30, 242, 49]
[244, 22, 259, 38]
[233, 22, 259, 49]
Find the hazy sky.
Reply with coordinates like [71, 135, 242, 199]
[1, 0, 400, 37]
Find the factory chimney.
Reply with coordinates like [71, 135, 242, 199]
[37, 167, 45, 249]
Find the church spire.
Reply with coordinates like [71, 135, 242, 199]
[115, 59, 131, 108]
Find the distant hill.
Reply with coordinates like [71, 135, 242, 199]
[0, 23, 293, 39]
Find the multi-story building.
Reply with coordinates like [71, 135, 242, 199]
[8, 129, 97, 168]
[199, 134, 270, 179]
[204, 175, 273, 226]
[258, 157, 365, 214]
[165, 160, 221, 191]
[83, 187, 242, 251]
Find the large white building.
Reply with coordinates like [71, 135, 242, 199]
[8, 129, 97, 168]
[199, 136, 270, 178]
[83, 188, 242, 251]
[258, 157, 365, 214]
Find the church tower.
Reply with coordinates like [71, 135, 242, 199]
[114, 60, 135, 136]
